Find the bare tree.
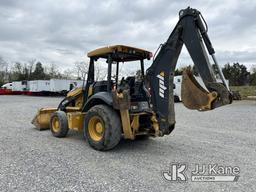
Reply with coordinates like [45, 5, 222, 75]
[75, 61, 89, 80]
[63, 69, 74, 79]
[46, 63, 59, 78]
[27, 59, 36, 80]
[0, 56, 8, 85]
[94, 64, 107, 81]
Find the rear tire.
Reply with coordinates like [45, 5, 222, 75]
[83, 105, 122, 151]
[50, 111, 69, 138]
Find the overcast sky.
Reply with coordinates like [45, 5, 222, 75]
[1, 0, 256, 73]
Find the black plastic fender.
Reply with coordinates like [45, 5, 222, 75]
[82, 92, 113, 112]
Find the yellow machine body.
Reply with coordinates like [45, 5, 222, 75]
[32, 70, 220, 139]
[31, 40, 231, 151]
[32, 108, 57, 130]
[32, 87, 85, 131]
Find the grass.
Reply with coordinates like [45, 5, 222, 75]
[230, 86, 256, 99]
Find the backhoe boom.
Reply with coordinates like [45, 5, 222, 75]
[146, 7, 232, 135]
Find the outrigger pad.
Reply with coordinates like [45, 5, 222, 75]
[181, 69, 217, 111]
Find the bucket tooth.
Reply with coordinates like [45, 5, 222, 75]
[181, 69, 217, 111]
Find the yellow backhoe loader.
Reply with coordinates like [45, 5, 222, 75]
[32, 7, 232, 150]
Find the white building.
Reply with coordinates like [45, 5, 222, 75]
[28, 80, 51, 92]
[11, 81, 28, 91]
[50, 79, 83, 93]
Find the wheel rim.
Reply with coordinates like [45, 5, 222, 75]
[88, 116, 104, 141]
[52, 116, 60, 133]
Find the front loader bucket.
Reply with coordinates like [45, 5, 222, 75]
[181, 69, 218, 111]
[31, 108, 57, 130]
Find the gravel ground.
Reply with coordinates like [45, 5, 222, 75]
[0, 95, 255, 192]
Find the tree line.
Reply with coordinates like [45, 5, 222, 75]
[0, 57, 105, 86]
[1, 55, 256, 87]
[0, 58, 70, 86]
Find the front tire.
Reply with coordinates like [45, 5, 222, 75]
[84, 105, 122, 151]
[50, 111, 69, 138]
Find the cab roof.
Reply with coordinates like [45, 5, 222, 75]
[87, 45, 152, 62]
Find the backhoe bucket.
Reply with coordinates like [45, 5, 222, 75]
[181, 69, 217, 111]
[31, 108, 57, 130]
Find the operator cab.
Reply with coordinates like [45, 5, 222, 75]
[86, 45, 152, 112]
